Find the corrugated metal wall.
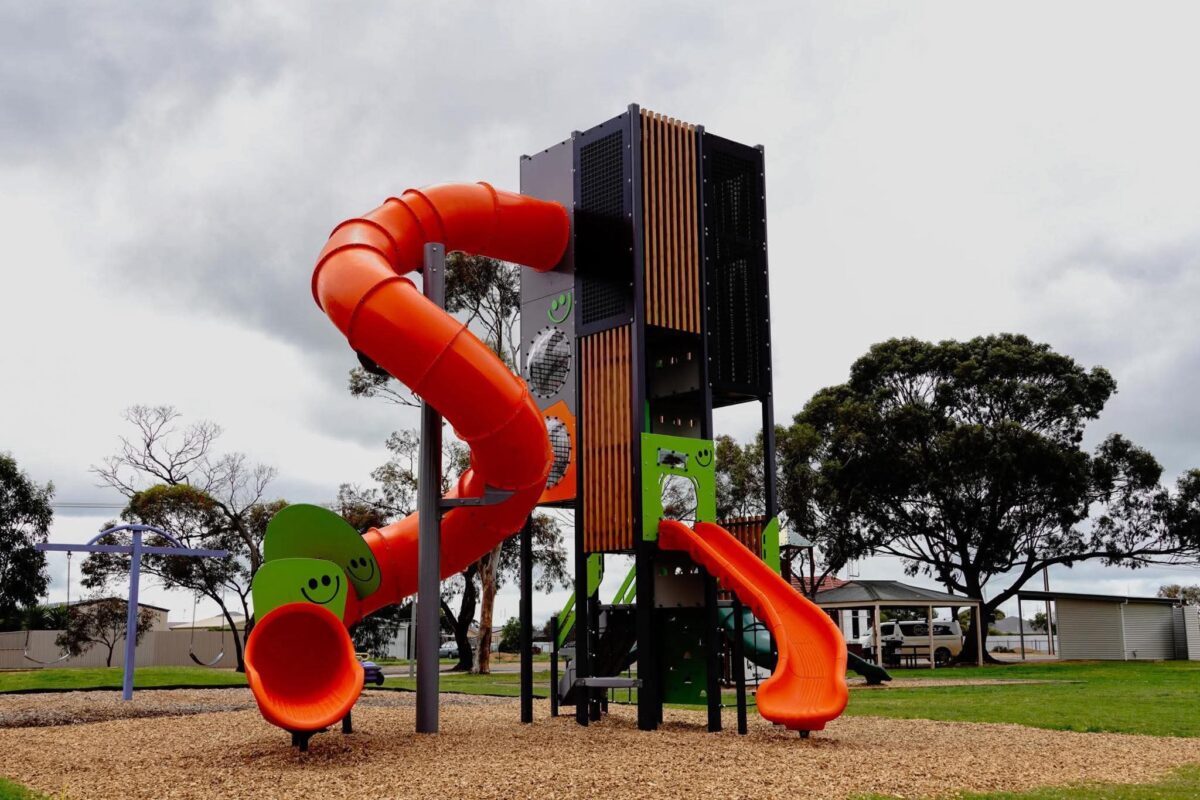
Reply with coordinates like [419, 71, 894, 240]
[1123, 602, 1177, 660]
[1185, 606, 1200, 660]
[1056, 600, 1125, 660]
[0, 629, 238, 670]
[581, 325, 633, 552]
[641, 110, 701, 333]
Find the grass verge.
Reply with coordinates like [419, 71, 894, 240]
[0, 666, 245, 694]
[857, 764, 1200, 799]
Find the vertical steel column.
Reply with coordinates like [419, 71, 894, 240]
[732, 598, 748, 735]
[519, 515, 534, 723]
[121, 530, 143, 701]
[703, 571, 722, 732]
[416, 242, 445, 734]
[626, 105, 660, 733]
[549, 616, 560, 717]
[573, 476, 590, 726]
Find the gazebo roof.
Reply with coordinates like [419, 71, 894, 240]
[814, 580, 980, 608]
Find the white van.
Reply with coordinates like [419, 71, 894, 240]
[859, 620, 963, 666]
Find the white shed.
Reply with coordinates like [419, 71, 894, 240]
[1017, 590, 1191, 661]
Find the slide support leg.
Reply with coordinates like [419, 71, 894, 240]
[416, 242, 445, 735]
[732, 597, 748, 735]
[704, 571, 722, 732]
[520, 515, 534, 724]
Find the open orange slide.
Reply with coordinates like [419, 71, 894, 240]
[245, 183, 568, 733]
[658, 519, 849, 731]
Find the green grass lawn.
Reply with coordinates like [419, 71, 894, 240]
[857, 765, 1200, 799]
[380, 669, 552, 698]
[0, 666, 246, 694]
[847, 660, 1200, 738]
[0, 777, 46, 800]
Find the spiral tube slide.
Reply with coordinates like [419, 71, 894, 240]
[658, 519, 849, 731]
[245, 184, 568, 733]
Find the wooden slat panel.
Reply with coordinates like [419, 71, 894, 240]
[582, 326, 633, 552]
[719, 515, 768, 556]
[640, 109, 701, 333]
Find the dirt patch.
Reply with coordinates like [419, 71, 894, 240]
[2, 695, 1199, 799]
[0, 688, 506, 729]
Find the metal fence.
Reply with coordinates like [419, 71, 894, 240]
[0, 629, 238, 670]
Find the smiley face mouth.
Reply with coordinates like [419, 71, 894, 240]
[301, 575, 341, 605]
[347, 559, 376, 583]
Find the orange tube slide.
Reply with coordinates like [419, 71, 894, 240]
[659, 519, 849, 731]
[247, 183, 568, 732]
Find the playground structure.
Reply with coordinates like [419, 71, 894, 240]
[243, 105, 855, 749]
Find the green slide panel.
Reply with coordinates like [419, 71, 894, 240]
[252, 557, 350, 621]
[263, 504, 381, 600]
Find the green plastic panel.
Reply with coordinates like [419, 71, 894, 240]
[762, 516, 781, 575]
[660, 609, 708, 705]
[554, 554, 606, 647]
[252, 557, 349, 621]
[263, 504, 381, 601]
[640, 433, 716, 541]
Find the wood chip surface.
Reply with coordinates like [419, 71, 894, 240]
[1, 690, 1197, 799]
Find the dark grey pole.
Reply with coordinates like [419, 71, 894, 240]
[121, 530, 143, 702]
[416, 242, 445, 734]
[519, 515, 534, 723]
[703, 571, 722, 732]
[549, 616, 559, 717]
[732, 598, 748, 735]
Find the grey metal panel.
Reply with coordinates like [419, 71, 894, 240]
[1173, 607, 1189, 660]
[1056, 599, 1125, 660]
[1186, 606, 1200, 661]
[520, 139, 577, 414]
[1122, 602, 1176, 660]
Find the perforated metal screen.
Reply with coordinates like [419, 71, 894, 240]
[545, 416, 571, 488]
[526, 327, 571, 398]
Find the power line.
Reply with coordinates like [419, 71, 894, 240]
[50, 502, 126, 509]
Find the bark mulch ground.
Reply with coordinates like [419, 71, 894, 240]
[2, 690, 1199, 799]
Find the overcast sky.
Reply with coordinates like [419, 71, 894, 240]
[2, 2, 1198, 627]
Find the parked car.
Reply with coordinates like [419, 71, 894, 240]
[438, 642, 460, 659]
[859, 620, 962, 666]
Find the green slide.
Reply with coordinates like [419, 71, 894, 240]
[717, 606, 891, 685]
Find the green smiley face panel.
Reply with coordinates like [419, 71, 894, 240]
[253, 557, 349, 621]
[264, 504, 382, 600]
[547, 291, 573, 323]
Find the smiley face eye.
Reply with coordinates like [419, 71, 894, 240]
[349, 558, 358, 568]
[307, 578, 318, 590]
[321, 575, 331, 587]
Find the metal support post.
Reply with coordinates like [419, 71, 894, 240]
[703, 572, 722, 732]
[519, 515, 534, 723]
[549, 616, 559, 717]
[416, 242, 445, 734]
[122, 530, 143, 701]
[573, 516, 590, 727]
[732, 598, 748, 735]
[635, 540, 658, 730]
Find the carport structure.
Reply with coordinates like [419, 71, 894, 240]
[815, 580, 984, 667]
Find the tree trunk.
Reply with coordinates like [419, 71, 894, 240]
[105, 641, 115, 667]
[957, 603, 1004, 665]
[217, 602, 246, 672]
[472, 546, 501, 674]
[449, 567, 477, 672]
